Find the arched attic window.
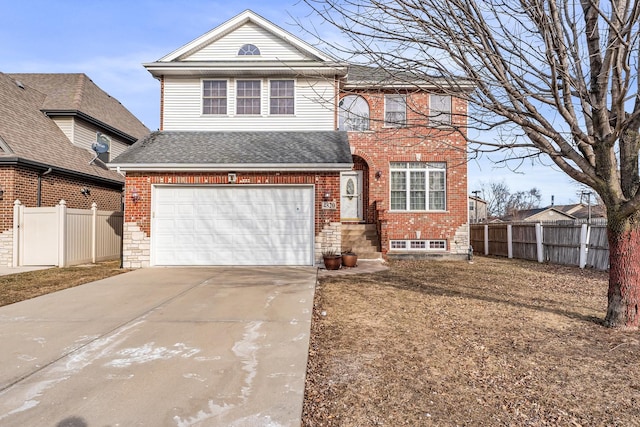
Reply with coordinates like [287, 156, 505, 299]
[339, 95, 370, 131]
[238, 44, 261, 56]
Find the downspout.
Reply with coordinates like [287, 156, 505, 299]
[37, 168, 53, 207]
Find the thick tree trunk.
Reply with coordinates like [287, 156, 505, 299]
[605, 216, 640, 329]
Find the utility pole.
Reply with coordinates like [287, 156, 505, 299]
[471, 190, 481, 223]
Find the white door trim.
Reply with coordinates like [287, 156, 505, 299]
[340, 171, 363, 221]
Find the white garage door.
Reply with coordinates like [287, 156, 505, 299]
[152, 186, 314, 266]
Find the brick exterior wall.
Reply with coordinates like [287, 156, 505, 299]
[0, 165, 123, 266]
[121, 171, 341, 267]
[345, 91, 469, 258]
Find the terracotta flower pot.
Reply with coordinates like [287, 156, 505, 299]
[323, 255, 342, 270]
[341, 253, 357, 267]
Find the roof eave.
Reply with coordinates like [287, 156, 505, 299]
[109, 163, 353, 172]
[42, 110, 142, 143]
[143, 62, 348, 78]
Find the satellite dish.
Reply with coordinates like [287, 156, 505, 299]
[92, 133, 110, 154]
[89, 133, 110, 164]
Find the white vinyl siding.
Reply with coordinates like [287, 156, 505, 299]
[74, 120, 130, 159]
[183, 22, 310, 61]
[51, 116, 74, 141]
[163, 77, 335, 130]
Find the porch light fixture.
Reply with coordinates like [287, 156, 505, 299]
[80, 187, 91, 197]
[323, 192, 331, 201]
[131, 187, 141, 203]
[0, 187, 4, 200]
[375, 171, 382, 179]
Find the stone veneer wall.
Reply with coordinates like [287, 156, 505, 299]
[0, 229, 13, 267]
[315, 222, 342, 264]
[122, 222, 151, 268]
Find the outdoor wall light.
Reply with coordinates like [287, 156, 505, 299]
[375, 171, 382, 179]
[0, 188, 4, 200]
[131, 188, 141, 203]
[323, 192, 331, 201]
[80, 187, 91, 197]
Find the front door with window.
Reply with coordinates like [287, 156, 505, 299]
[340, 171, 363, 221]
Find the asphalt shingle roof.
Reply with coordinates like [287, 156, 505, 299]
[0, 72, 142, 183]
[110, 131, 352, 166]
[8, 73, 149, 140]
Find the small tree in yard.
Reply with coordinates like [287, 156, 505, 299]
[303, 0, 640, 328]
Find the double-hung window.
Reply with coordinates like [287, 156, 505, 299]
[430, 94, 452, 126]
[269, 80, 294, 115]
[384, 94, 407, 127]
[390, 162, 446, 211]
[236, 80, 261, 115]
[202, 80, 227, 115]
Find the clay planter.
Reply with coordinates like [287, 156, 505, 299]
[323, 255, 342, 270]
[341, 253, 358, 267]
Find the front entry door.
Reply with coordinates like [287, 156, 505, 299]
[340, 171, 363, 221]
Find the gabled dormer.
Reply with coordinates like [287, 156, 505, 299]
[144, 10, 347, 131]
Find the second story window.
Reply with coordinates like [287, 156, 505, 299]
[339, 95, 370, 131]
[236, 80, 261, 115]
[384, 94, 407, 127]
[238, 44, 260, 56]
[202, 80, 227, 115]
[430, 94, 452, 126]
[270, 80, 295, 115]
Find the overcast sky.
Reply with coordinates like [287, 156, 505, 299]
[1, 0, 584, 205]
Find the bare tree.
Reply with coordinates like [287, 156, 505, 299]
[303, 0, 640, 328]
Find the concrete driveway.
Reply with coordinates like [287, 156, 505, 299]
[0, 266, 317, 427]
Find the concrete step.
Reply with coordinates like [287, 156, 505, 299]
[341, 223, 382, 259]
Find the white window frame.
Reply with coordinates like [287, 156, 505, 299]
[390, 240, 447, 252]
[238, 44, 261, 56]
[430, 94, 452, 126]
[269, 79, 295, 115]
[389, 162, 447, 211]
[236, 80, 262, 115]
[384, 94, 407, 127]
[202, 79, 228, 115]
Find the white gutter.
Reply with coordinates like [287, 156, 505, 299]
[108, 163, 354, 172]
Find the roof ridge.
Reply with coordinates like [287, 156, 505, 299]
[72, 73, 88, 109]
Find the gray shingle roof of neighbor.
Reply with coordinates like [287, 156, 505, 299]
[0, 72, 131, 184]
[110, 131, 353, 167]
[8, 73, 149, 140]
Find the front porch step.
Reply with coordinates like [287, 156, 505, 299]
[341, 223, 382, 260]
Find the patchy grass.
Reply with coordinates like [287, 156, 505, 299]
[303, 256, 640, 426]
[0, 261, 128, 307]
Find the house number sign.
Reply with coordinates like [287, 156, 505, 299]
[322, 201, 337, 210]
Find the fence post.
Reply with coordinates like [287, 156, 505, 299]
[535, 222, 544, 263]
[579, 223, 588, 269]
[58, 200, 67, 268]
[91, 202, 98, 264]
[12, 200, 22, 267]
[484, 224, 489, 255]
[507, 224, 513, 258]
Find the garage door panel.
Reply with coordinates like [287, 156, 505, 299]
[153, 186, 314, 266]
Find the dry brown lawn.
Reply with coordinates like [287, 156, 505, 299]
[302, 256, 640, 426]
[0, 261, 127, 307]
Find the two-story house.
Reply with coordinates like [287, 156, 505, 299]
[110, 10, 470, 268]
[0, 72, 148, 266]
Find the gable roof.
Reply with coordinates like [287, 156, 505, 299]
[144, 10, 347, 78]
[0, 72, 134, 185]
[109, 131, 353, 172]
[9, 73, 149, 141]
[160, 10, 333, 63]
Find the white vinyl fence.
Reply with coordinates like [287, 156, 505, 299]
[470, 220, 609, 270]
[13, 200, 123, 267]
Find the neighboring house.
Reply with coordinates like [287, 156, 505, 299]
[502, 203, 606, 222]
[0, 72, 149, 266]
[469, 195, 488, 223]
[109, 10, 470, 267]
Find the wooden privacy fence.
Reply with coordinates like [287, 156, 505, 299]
[13, 199, 123, 267]
[470, 221, 609, 270]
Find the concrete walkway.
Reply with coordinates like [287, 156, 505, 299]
[0, 266, 317, 427]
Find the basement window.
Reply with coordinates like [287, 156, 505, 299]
[390, 240, 447, 251]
